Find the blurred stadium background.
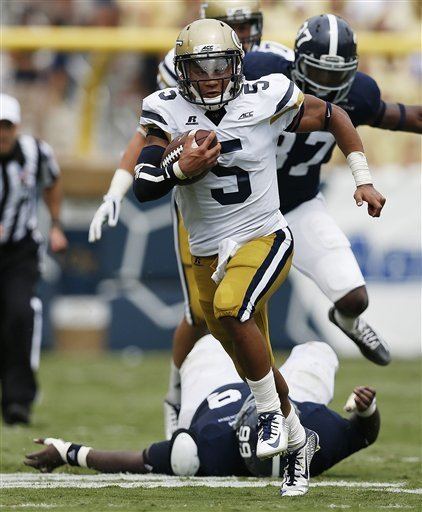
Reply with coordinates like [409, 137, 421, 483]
[2, 0, 420, 357]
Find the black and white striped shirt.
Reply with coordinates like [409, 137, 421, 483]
[0, 134, 60, 245]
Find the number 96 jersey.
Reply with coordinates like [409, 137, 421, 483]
[139, 74, 304, 257]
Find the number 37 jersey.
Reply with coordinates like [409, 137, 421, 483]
[139, 74, 304, 256]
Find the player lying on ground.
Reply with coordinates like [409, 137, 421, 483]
[24, 336, 380, 497]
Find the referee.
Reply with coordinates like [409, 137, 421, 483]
[0, 94, 67, 425]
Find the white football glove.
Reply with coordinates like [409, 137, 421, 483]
[88, 194, 121, 242]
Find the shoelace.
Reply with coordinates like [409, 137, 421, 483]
[357, 323, 380, 349]
[284, 451, 304, 487]
[258, 413, 279, 442]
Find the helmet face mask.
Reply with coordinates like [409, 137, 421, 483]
[200, 1, 263, 52]
[293, 53, 358, 103]
[175, 20, 244, 111]
[292, 14, 359, 104]
[177, 51, 243, 110]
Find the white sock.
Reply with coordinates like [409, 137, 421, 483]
[286, 407, 306, 451]
[246, 369, 281, 414]
[334, 308, 358, 331]
[166, 360, 181, 405]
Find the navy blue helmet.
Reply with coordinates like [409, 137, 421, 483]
[291, 14, 358, 103]
[234, 394, 284, 477]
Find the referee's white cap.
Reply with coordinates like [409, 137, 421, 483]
[0, 94, 21, 124]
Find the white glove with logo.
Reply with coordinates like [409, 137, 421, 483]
[88, 168, 133, 243]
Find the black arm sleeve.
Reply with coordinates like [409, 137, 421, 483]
[133, 145, 178, 203]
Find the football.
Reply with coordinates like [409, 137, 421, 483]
[161, 129, 217, 185]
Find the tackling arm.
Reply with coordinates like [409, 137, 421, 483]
[121, 130, 147, 173]
[295, 95, 386, 218]
[88, 130, 146, 243]
[370, 102, 422, 133]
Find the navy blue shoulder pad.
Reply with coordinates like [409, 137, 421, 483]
[338, 71, 382, 127]
[244, 51, 292, 81]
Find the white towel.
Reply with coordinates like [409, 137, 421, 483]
[211, 238, 241, 284]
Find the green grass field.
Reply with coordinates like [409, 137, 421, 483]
[1, 351, 421, 512]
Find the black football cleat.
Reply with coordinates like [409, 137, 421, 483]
[329, 307, 391, 366]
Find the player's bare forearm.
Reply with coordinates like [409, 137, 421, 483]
[296, 95, 364, 156]
[295, 95, 385, 217]
[120, 131, 147, 174]
[328, 104, 364, 156]
[86, 449, 148, 473]
[24, 439, 149, 474]
[371, 103, 422, 134]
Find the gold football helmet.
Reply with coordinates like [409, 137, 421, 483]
[174, 19, 244, 111]
[200, 1, 263, 51]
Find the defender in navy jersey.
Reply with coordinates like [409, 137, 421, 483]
[243, 14, 421, 369]
[25, 336, 380, 482]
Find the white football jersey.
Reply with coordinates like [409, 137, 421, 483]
[156, 41, 294, 90]
[139, 74, 303, 256]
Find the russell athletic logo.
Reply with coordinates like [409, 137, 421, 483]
[186, 116, 198, 125]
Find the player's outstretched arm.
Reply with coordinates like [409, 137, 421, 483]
[296, 95, 386, 218]
[88, 131, 146, 243]
[24, 438, 149, 474]
[344, 386, 381, 445]
[370, 103, 422, 134]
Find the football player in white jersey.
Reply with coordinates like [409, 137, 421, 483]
[88, 0, 299, 442]
[131, 18, 384, 496]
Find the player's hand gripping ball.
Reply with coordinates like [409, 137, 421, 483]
[161, 129, 220, 185]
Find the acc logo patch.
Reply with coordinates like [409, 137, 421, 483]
[194, 44, 222, 53]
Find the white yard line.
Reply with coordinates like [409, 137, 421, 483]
[5, 505, 62, 509]
[1, 474, 419, 494]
